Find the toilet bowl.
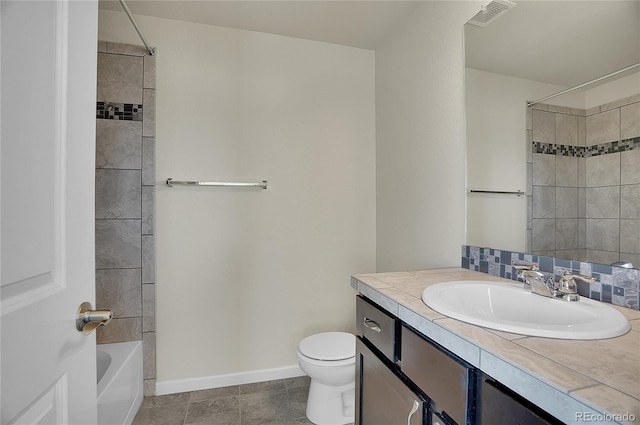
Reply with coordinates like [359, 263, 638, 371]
[297, 332, 356, 425]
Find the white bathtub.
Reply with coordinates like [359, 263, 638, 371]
[97, 341, 143, 425]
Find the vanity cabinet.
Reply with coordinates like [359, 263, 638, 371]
[355, 294, 563, 425]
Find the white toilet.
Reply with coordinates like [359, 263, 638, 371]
[297, 332, 356, 425]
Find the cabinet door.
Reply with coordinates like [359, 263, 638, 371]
[356, 337, 424, 425]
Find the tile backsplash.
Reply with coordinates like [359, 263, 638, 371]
[462, 244, 639, 311]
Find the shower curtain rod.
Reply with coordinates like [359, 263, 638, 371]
[527, 61, 640, 107]
[118, 0, 155, 56]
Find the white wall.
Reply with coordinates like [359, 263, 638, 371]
[465, 68, 583, 252]
[99, 11, 376, 386]
[375, 1, 481, 272]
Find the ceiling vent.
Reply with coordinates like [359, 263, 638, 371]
[467, 0, 516, 27]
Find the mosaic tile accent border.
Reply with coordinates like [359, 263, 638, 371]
[462, 245, 639, 311]
[97, 101, 143, 121]
[533, 137, 640, 158]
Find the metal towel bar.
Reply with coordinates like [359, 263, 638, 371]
[468, 189, 524, 196]
[166, 178, 267, 189]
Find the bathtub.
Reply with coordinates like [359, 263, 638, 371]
[97, 341, 143, 425]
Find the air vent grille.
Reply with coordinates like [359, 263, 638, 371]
[467, 0, 516, 27]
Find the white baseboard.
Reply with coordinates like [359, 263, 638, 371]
[155, 365, 306, 396]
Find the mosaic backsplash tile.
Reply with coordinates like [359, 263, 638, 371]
[96, 101, 143, 121]
[533, 137, 640, 158]
[462, 245, 639, 311]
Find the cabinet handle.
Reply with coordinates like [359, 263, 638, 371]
[407, 400, 420, 425]
[363, 317, 382, 332]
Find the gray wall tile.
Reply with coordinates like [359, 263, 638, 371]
[621, 149, 640, 185]
[95, 169, 141, 219]
[556, 219, 578, 250]
[555, 114, 577, 145]
[555, 187, 578, 218]
[585, 153, 620, 187]
[97, 317, 142, 344]
[143, 89, 156, 137]
[142, 235, 155, 283]
[142, 186, 154, 235]
[578, 187, 586, 218]
[142, 138, 155, 185]
[96, 268, 142, 318]
[532, 219, 555, 251]
[96, 120, 142, 169]
[96, 220, 142, 269]
[621, 102, 640, 139]
[532, 110, 555, 143]
[621, 184, 640, 219]
[98, 40, 107, 53]
[620, 219, 640, 254]
[601, 95, 640, 112]
[533, 153, 555, 186]
[578, 218, 586, 250]
[143, 284, 155, 332]
[577, 157, 586, 188]
[143, 332, 156, 379]
[555, 156, 577, 187]
[97, 53, 143, 104]
[620, 252, 640, 270]
[585, 249, 619, 265]
[586, 108, 620, 145]
[577, 116, 586, 146]
[585, 186, 620, 219]
[106, 41, 148, 56]
[526, 107, 532, 130]
[144, 379, 156, 397]
[144, 55, 156, 89]
[586, 219, 619, 252]
[548, 105, 571, 114]
[533, 186, 555, 218]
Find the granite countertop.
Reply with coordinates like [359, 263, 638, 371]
[351, 268, 640, 425]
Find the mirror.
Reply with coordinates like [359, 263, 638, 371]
[464, 1, 640, 267]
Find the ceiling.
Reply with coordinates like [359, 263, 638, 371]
[98, 0, 422, 50]
[99, 1, 640, 88]
[465, 1, 640, 87]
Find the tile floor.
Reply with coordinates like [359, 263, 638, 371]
[132, 377, 314, 425]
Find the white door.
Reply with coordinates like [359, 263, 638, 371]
[1, 1, 99, 424]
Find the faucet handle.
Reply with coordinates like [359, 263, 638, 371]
[512, 263, 538, 271]
[557, 271, 595, 301]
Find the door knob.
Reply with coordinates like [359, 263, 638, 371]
[76, 302, 113, 335]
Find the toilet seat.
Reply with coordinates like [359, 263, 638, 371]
[298, 332, 355, 361]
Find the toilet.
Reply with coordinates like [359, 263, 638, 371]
[297, 332, 356, 425]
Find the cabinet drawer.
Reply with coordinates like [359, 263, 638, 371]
[401, 325, 473, 425]
[356, 296, 397, 362]
[479, 377, 563, 425]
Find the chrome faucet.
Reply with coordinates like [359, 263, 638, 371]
[512, 264, 593, 302]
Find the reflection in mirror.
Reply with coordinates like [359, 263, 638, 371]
[464, 0, 640, 268]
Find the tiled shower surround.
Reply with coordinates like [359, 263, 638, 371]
[526, 94, 640, 266]
[462, 245, 639, 311]
[95, 41, 156, 396]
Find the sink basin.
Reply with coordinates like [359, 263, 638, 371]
[421, 280, 630, 340]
